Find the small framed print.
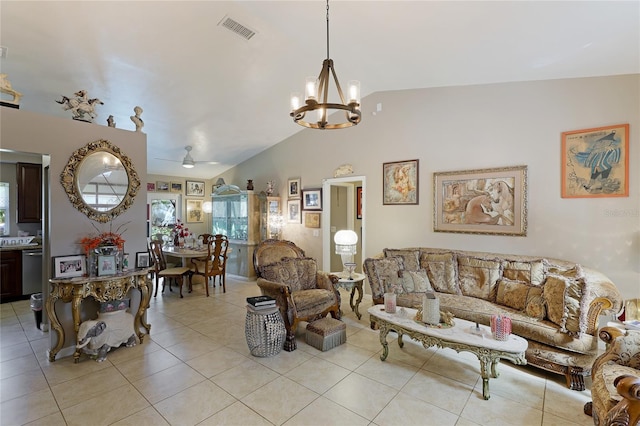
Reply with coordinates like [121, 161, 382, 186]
[301, 188, 322, 210]
[147, 182, 156, 192]
[98, 255, 117, 276]
[186, 199, 204, 222]
[305, 212, 320, 228]
[356, 186, 363, 219]
[53, 255, 86, 279]
[288, 178, 301, 199]
[383, 159, 419, 205]
[170, 182, 183, 193]
[287, 200, 301, 223]
[136, 251, 151, 268]
[186, 180, 205, 196]
[156, 181, 170, 192]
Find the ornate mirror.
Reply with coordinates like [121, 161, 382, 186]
[61, 139, 141, 222]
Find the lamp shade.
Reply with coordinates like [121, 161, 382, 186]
[334, 230, 358, 255]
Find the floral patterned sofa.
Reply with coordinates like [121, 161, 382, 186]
[585, 326, 640, 426]
[363, 247, 623, 390]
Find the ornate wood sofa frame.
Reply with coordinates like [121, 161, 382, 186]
[363, 247, 623, 390]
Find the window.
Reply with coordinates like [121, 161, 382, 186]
[0, 182, 9, 235]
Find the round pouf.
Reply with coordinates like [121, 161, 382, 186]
[245, 305, 286, 357]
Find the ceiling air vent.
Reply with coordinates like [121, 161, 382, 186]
[218, 15, 256, 40]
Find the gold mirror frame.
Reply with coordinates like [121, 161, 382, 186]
[60, 139, 141, 223]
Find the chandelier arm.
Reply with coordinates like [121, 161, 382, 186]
[329, 62, 347, 105]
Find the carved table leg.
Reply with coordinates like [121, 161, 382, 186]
[379, 323, 390, 361]
[350, 282, 363, 320]
[479, 356, 494, 400]
[71, 292, 83, 363]
[46, 294, 63, 362]
[136, 276, 152, 341]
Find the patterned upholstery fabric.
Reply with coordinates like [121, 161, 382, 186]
[543, 275, 568, 328]
[292, 288, 338, 318]
[393, 269, 432, 293]
[457, 255, 502, 300]
[383, 248, 420, 271]
[419, 252, 460, 295]
[363, 257, 403, 300]
[496, 279, 531, 310]
[503, 259, 545, 285]
[260, 257, 318, 291]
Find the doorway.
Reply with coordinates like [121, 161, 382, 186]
[322, 176, 365, 274]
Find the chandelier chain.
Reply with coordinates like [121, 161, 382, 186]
[326, 0, 330, 60]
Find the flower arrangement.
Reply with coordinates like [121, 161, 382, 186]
[80, 221, 128, 255]
[174, 219, 190, 238]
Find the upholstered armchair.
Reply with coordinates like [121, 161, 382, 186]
[255, 242, 340, 351]
[253, 239, 306, 277]
[585, 326, 640, 426]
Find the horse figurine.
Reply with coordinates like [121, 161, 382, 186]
[0, 74, 23, 105]
[56, 90, 103, 122]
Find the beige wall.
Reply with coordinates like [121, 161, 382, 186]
[216, 74, 640, 300]
[1, 108, 147, 354]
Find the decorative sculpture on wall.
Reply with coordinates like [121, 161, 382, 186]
[56, 90, 103, 122]
[334, 163, 354, 177]
[107, 115, 116, 128]
[76, 310, 136, 362]
[130, 106, 144, 132]
[0, 74, 22, 105]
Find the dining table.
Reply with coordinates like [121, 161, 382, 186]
[161, 245, 209, 267]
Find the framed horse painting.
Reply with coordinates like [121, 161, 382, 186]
[433, 165, 528, 236]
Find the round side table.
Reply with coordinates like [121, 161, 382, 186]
[331, 272, 366, 320]
[245, 305, 286, 357]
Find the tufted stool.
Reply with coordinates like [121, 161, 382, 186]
[305, 317, 346, 351]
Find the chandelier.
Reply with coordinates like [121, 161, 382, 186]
[290, 0, 361, 130]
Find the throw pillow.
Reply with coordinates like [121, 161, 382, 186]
[457, 255, 502, 300]
[495, 279, 530, 310]
[525, 288, 546, 320]
[503, 260, 545, 285]
[260, 258, 301, 289]
[363, 256, 403, 299]
[542, 275, 569, 328]
[393, 269, 433, 293]
[384, 249, 420, 271]
[419, 252, 460, 295]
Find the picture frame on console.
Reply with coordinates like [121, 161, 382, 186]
[383, 159, 419, 205]
[53, 255, 86, 279]
[433, 165, 528, 236]
[135, 252, 151, 268]
[561, 123, 629, 198]
[98, 255, 117, 276]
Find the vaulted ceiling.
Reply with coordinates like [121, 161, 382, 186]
[2, 1, 638, 178]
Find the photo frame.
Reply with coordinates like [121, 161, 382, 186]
[287, 200, 301, 223]
[186, 180, 205, 196]
[147, 182, 156, 192]
[433, 165, 528, 236]
[301, 188, 322, 210]
[356, 186, 363, 219]
[383, 159, 419, 205]
[170, 181, 183, 193]
[135, 251, 151, 268]
[287, 178, 301, 199]
[98, 255, 117, 276]
[305, 212, 321, 228]
[186, 199, 204, 222]
[561, 123, 629, 198]
[156, 181, 170, 192]
[53, 255, 86, 279]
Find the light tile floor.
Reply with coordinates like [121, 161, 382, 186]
[0, 276, 596, 425]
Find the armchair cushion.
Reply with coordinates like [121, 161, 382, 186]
[292, 289, 338, 319]
[260, 257, 318, 291]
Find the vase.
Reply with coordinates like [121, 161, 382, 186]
[384, 293, 397, 314]
[173, 232, 179, 247]
[247, 179, 254, 190]
[178, 237, 185, 248]
[422, 294, 440, 325]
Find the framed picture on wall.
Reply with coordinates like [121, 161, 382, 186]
[186, 180, 205, 196]
[288, 178, 301, 199]
[561, 123, 629, 198]
[305, 212, 320, 228]
[383, 159, 419, 205]
[301, 189, 322, 210]
[156, 181, 170, 192]
[287, 200, 301, 223]
[170, 182, 183, 193]
[433, 165, 528, 236]
[356, 186, 363, 219]
[186, 199, 204, 222]
[147, 182, 156, 192]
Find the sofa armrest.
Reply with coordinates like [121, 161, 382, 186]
[593, 326, 640, 374]
[585, 297, 614, 335]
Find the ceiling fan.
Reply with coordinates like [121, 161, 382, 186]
[155, 146, 219, 168]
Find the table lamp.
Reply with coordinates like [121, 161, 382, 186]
[334, 229, 358, 279]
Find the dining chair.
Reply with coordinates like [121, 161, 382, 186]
[149, 240, 192, 298]
[190, 234, 229, 295]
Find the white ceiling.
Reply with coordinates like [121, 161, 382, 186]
[1, 1, 638, 178]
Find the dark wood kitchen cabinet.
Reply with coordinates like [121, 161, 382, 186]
[17, 162, 42, 223]
[0, 250, 22, 300]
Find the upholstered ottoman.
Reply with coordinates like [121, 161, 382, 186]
[306, 317, 346, 351]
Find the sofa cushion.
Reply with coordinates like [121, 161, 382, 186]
[543, 270, 587, 337]
[363, 257, 403, 299]
[419, 252, 460, 295]
[436, 292, 596, 354]
[393, 269, 432, 293]
[457, 255, 501, 300]
[496, 279, 530, 310]
[542, 274, 568, 328]
[384, 248, 420, 271]
[503, 260, 545, 285]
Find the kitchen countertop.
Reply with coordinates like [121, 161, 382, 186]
[0, 244, 42, 251]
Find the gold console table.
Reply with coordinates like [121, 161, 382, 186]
[47, 269, 151, 362]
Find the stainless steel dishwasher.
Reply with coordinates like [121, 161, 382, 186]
[22, 249, 43, 295]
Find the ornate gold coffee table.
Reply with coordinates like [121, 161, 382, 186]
[368, 305, 528, 400]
